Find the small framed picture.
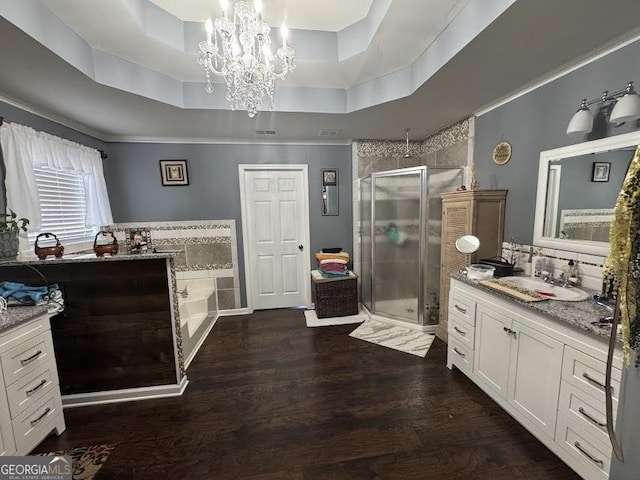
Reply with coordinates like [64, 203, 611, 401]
[591, 162, 610, 182]
[125, 228, 152, 254]
[322, 169, 337, 186]
[160, 159, 189, 186]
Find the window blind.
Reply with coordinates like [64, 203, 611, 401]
[28, 167, 97, 243]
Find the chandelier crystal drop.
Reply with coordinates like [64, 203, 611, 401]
[197, 0, 296, 118]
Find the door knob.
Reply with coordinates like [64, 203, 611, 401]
[298, 245, 304, 250]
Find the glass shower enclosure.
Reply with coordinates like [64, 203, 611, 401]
[360, 166, 463, 329]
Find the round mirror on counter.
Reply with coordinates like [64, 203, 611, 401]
[455, 235, 480, 254]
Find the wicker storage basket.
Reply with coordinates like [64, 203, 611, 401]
[312, 271, 358, 318]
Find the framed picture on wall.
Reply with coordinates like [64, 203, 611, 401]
[591, 162, 610, 182]
[322, 169, 337, 186]
[160, 159, 189, 186]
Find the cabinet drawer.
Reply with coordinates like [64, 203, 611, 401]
[12, 392, 63, 456]
[449, 293, 476, 325]
[558, 381, 616, 448]
[0, 332, 55, 387]
[449, 314, 475, 350]
[562, 346, 621, 403]
[0, 314, 49, 354]
[448, 338, 473, 378]
[555, 413, 611, 480]
[6, 362, 59, 420]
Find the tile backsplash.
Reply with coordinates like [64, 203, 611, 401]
[106, 220, 241, 310]
[501, 242, 605, 291]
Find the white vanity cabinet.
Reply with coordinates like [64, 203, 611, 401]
[447, 278, 621, 480]
[0, 312, 65, 456]
[0, 374, 15, 455]
[474, 302, 563, 438]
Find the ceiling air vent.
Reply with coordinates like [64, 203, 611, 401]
[318, 129, 340, 137]
[254, 129, 278, 136]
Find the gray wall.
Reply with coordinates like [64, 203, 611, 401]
[104, 142, 353, 306]
[474, 40, 640, 243]
[0, 101, 107, 212]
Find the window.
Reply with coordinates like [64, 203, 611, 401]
[28, 167, 98, 244]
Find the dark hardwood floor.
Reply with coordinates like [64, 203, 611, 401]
[36, 309, 580, 479]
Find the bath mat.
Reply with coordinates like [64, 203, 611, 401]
[349, 319, 435, 357]
[304, 309, 368, 327]
[36, 444, 116, 480]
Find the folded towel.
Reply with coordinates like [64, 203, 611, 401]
[315, 252, 350, 262]
[319, 258, 347, 265]
[320, 263, 348, 273]
[320, 270, 350, 278]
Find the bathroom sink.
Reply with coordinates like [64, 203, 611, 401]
[499, 276, 589, 302]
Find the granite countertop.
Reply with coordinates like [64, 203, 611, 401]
[2, 251, 179, 266]
[0, 305, 49, 332]
[452, 273, 617, 341]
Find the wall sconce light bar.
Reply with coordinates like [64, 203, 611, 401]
[567, 81, 640, 134]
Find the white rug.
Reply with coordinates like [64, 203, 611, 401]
[304, 309, 368, 327]
[349, 319, 435, 357]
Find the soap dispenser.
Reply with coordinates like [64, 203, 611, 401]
[568, 260, 580, 287]
[531, 252, 546, 278]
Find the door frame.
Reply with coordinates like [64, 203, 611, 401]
[239, 164, 312, 313]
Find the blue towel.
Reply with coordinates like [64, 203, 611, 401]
[0, 281, 60, 305]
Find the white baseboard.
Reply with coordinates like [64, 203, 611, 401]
[185, 314, 218, 369]
[218, 307, 252, 316]
[61, 376, 189, 408]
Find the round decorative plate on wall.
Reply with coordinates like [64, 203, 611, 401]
[492, 141, 512, 165]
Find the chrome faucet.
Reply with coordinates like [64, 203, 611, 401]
[542, 273, 571, 288]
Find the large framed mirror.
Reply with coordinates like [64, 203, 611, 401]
[533, 130, 640, 256]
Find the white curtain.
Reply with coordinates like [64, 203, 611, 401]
[1, 122, 113, 231]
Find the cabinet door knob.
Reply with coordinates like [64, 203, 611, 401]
[298, 245, 304, 251]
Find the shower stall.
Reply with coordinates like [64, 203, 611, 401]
[360, 166, 463, 330]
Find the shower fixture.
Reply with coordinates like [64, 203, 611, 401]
[403, 129, 413, 158]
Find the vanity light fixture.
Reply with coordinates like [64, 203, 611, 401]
[566, 81, 640, 134]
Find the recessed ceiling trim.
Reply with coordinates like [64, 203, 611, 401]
[2, 0, 515, 115]
[101, 136, 353, 146]
[475, 28, 640, 118]
[0, 91, 108, 141]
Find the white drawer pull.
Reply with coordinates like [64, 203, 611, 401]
[453, 347, 466, 358]
[574, 441, 604, 467]
[582, 372, 608, 391]
[453, 326, 466, 336]
[25, 379, 47, 397]
[578, 407, 607, 428]
[30, 407, 51, 427]
[20, 350, 43, 366]
[454, 304, 466, 314]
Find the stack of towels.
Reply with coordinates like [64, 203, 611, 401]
[315, 251, 350, 278]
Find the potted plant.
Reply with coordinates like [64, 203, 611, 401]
[0, 210, 29, 261]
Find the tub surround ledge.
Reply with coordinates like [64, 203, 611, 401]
[8, 252, 179, 266]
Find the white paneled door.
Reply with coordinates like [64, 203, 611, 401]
[240, 166, 311, 310]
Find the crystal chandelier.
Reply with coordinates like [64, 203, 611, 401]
[197, 0, 296, 118]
